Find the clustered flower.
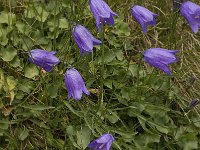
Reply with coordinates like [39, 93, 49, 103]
[27, 1, 199, 149]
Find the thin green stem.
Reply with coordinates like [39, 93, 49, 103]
[100, 26, 105, 108]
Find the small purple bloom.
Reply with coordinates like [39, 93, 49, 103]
[131, 5, 158, 33]
[180, 1, 200, 33]
[88, 133, 114, 150]
[144, 48, 179, 75]
[28, 49, 60, 72]
[64, 68, 90, 100]
[188, 99, 200, 109]
[90, 0, 118, 31]
[73, 24, 101, 54]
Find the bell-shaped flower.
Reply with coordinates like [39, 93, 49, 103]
[64, 68, 90, 100]
[180, 1, 200, 33]
[73, 24, 101, 54]
[143, 48, 179, 75]
[188, 99, 200, 110]
[88, 133, 114, 150]
[90, 0, 118, 31]
[28, 49, 60, 72]
[131, 5, 158, 33]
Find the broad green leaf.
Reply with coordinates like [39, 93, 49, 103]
[66, 126, 80, 149]
[0, 46, 17, 61]
[105, 111, 119, 124]
[128, 64, 138, 77]
[0, 11, 16, 25]
[115, 49, 124, 61]
[47, 84, 59, 98]
[59, 18, 69, 29]
[77, 126, 91, 149]
[6, 76, 17, 91]
[10, 56, 22, 68]
[18, 80, 34, 93]
[112, 21, 130, 36]
[104, 80, 113, 89]
[25, 6, 49, 22]
[0, 33, 8, 46]
[15, 21, 32, 34]
[24, 64, 39, 78]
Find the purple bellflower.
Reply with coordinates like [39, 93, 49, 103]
[73, 24, 101, 54]
[88, 133, 114, 150]
[131, 5, 158, 33]
[28, 49, 60, 72]
[180, 1, 200, 33]
[90, 0, 118, 31]
[64, 68, 90, 100]
[144, 48, 179, 75]
[188, 99, 200, 109]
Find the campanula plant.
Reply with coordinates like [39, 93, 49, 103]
[131, 5, 158, 33]
[88, 133, 114, 150]
[28, 49, 60, 72]
[64, 68, 90, 100]
[90, 0, 118, 31]
[73, 24, 102, 54]
[180, 1, 200, 33]
[144, 48, 179, 75]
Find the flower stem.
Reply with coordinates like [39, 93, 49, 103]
[100, 25, 105, 108]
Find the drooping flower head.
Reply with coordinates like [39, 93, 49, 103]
[180, 1, 200, 33]
[90, 0, 118, 31]
[188, 99, 200, 110]
[73, 24, 102, 54]
[143, 48, 179, 75]
[131, 5, 158, 33]
[64, 68, 90, 100]
[88, 133, 114, 150]
[28, 49, 60, 72]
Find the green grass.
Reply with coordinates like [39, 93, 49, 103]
[0, 0, 200, 149]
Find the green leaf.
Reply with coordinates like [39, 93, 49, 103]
[0, 29, 8, 46]
[24, 64, 39, 78]
[115, 49, 124, 61]
[105, 111, 119, 124]
[128, 64, 138, 77]
[66, 126, 80, 149]
[0, 46, 17, 61]
[113, 21, 130, 36]
[21, 105, 55, 111]
[16, 21, 32, 34]
[10, 56, 22, 68]
[47, 84, 59, 98]
[18, 80, 34, 93]
[0, 11, 16, 25]
[30, 119, 50, 129]
[6, 76, 17, 91]
[0, 69, 4, 91]
[18, 128, 29, 141]
[59, 18, 69, 29]
[77, 126, 91, 149]
[104, 80, 113, 89]
[25, 6, 49, 22]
